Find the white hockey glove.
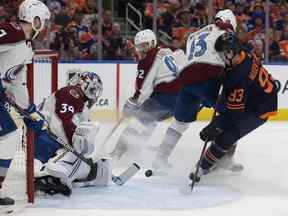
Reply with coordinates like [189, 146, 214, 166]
[123, 98, 140, 118]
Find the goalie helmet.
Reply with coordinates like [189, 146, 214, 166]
[77, 72, 103, 102]
[18, 0, 51, 39]
[215, 9, 237, 32]
[134, 29, 157, 59]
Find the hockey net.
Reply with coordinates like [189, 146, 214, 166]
[2, 50, 58, 203]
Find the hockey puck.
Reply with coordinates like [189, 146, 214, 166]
[145, 169, 153, 177]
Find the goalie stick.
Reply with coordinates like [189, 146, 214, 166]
[6, 97, 140, 186]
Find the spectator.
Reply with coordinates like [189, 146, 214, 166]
[102, 10, 113, 37]
[269, 30, 284, 62]
[159, 0, 180, 37]
[172, 9, 197, 48]
[103, 23, 127, 60]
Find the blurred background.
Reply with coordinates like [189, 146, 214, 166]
[1, 0, 288, 63]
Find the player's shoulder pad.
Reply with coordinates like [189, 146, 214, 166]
[0, 22, 26, 45]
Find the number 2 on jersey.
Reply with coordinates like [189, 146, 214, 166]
[188, 32, 210, 61]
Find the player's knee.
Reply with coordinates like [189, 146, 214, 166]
[170, 120, 190, 134]
[0, 129, 21, 159]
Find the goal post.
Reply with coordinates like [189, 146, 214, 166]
[2, 50, 59, 203]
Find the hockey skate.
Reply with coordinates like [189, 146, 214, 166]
[149, 155, 172, 176]
[34, 175, 71, 196]
[0, 193, 15, 214]
[217, 146, 244, 173]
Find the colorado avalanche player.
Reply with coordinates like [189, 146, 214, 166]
[109, 29, 186, 162]
[28, 72, 112, 196]
[0, 0, 50, 206]
[151, 9, 243, 174]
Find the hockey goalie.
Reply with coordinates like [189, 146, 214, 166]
[27, 71, 112, 196]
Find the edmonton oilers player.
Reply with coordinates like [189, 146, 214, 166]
[190, 32, 278, 181]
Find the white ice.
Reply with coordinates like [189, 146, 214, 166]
[15, 121, 288, 216]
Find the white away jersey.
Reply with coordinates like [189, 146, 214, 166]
[186, 24, 226, 67]
[0, 22, 34, 109]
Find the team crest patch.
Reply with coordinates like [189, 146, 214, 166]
[69, 89, 80, 99]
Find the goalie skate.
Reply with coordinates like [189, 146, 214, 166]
[0, 196, 15, 215]
[34, 175, 71, 196]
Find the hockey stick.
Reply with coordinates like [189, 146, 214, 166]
[189, 83, 224, 192]
[6, 97, 139, 185]
[97, 116, 126, 158]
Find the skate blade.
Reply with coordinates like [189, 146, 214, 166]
[0, 201, 27, 215]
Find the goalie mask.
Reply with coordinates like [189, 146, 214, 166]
[18, 0, 51, 39]
[134, 29, 157, 59]
[77, 72, 103, 103]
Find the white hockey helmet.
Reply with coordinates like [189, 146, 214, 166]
[78, 71, 103, 103]
[215, 9, 237, 32]
[18, 0, 51, 39]
[134, 29, 157, 55]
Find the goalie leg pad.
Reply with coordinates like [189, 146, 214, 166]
[45, 151, 91, 190]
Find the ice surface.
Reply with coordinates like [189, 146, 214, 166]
[15, 122, 288, 216]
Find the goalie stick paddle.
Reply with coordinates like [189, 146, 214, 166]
[111, 163, 140, 185]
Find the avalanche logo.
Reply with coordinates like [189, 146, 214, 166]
[4, 64, 24, 82]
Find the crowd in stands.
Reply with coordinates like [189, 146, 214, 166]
[0, 0, 288, 62]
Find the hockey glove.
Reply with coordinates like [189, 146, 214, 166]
[123, 98, 140, 118]
[23, 103, 48, 133]
[200, 121, 223, 142]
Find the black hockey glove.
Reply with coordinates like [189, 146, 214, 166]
[200, 121, 223, 142]
[123, 98, 140, 117]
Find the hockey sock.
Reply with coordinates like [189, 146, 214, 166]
[157, 127, 182, 158]
[201, 143, 226, 170]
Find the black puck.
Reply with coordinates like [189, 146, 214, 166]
[145, 169, 153, 177]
